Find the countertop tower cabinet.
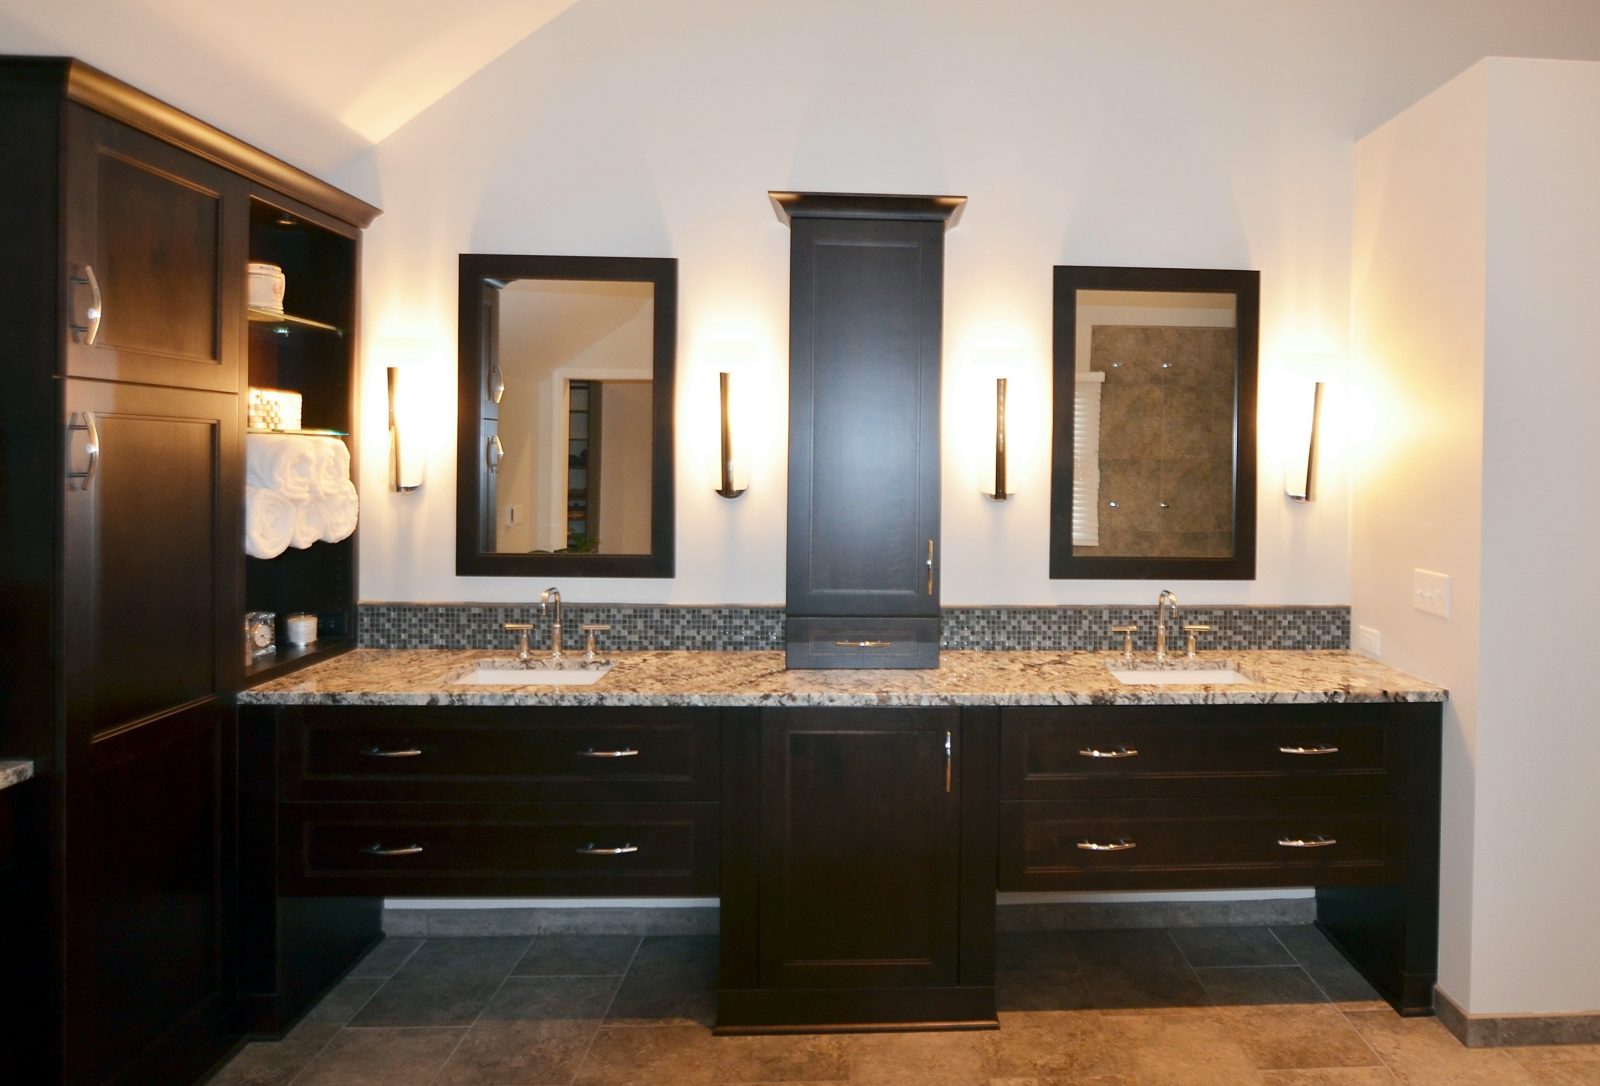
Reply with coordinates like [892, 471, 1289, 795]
[0, 57, 377, 1085]
[774, 192, 964, 669]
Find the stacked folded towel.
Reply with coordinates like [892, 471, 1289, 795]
[245, 434, 359, 559]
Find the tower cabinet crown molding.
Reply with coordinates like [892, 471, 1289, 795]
[776, 191, 965, 669]
[0, 54, 377, 1085]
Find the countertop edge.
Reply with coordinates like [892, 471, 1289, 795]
[0, 760, 36, 792]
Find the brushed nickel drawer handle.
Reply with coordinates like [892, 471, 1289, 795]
[1078, 746, 1139, 759]
[577, 747, 639, 758]
[575, 843, 639, 856]
[835, 640, 892, 648]
[1278, 835, 1338, 849]
[362, 843, 423, 856]
[361, 745, 423, 758]
[1279, 745, 1339, 755]
[1076, 838, 1137, 852]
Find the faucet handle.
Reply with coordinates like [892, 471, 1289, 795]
[581, 623, 611, 662]
[503, 622, 534, 661]
[1110, 624, 1138, 659]
[1182, 624, 1212, 658]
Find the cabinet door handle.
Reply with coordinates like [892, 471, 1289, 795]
[926, 539, 935, 596]
[575, 843, 638, 856]
[66, 411, 100, 491]
[488, 363, 506, 404]
[1078, 746, 1139, 759]
[1279, 745, 1339, 755]
[485, 433, 504, 473]
[361, 745, 422, 758]
[834, 640, 892, 648]
[362, 843, 424, 856]
[944, 730, 953, 793]
[1278, 835, 1338, 849]
[69, 263, 103, 345]
[577, 747, 639, 758]
[1076, 838, 1137, 852]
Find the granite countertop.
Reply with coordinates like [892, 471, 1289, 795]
[0, 760, 36, 792]
[238, 648, 1445, 708]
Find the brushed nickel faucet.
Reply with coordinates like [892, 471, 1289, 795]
[1155, 590, 1180, 663]
[540, 587, 563, 659]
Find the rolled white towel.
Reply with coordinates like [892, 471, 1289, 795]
[307, 436, 351, 499]
[320, 479, 360, 544]
[289, 496, 327, 550]
[246, 434, 314, 503]
[245, 485, 295, 559]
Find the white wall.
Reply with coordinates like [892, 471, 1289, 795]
[1352, 57, 1600, 1017]
[338, 0, 1600, 607]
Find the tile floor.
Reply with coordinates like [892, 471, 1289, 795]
[206, 926, 1600, 1085]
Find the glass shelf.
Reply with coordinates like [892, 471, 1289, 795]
[246, 427, 349, 437]
[248, 306, 344, 335]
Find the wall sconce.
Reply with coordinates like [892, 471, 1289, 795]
[982, 377, 1011, 502]
[714, 370, 746, 499]
[388, 366, 424, 492]
[1285, 380, 1324, 502]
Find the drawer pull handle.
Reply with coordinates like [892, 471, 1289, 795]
[362, 843, 424, 857]
[1076, 838, 1137, 852]
[1278, 835, 1338, 849]
[361, 745, 423, 758]
[578, 747, 640, 758]
[1279, 745, 1339, 755]
[835, 640, 892, 648]
[1078, 746, 1140, 759]
[575, 843, 639, 856]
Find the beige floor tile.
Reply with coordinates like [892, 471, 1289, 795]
[1504, 1043, 1600, 1063]
[846, 1029, 996, 1085]
[1219, 1004, 1382, 1070]
[1099, 1012, 1267, 1085]
[204, 1022, 340, 1085]
[990, 1010, 1132, 1081]
[294, 1027, 466, 1086]
[1344, 1010, 1544, 1085]
[709, 1032, 851, 1083]
[575, 1024, 716, 1086]
[1515, 1062, 1600, 1085]
[1258, 1070, 1400, 1085]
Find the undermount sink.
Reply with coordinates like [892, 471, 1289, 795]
[452, 658, 614, 686]
[1107, 662, 1252, 685]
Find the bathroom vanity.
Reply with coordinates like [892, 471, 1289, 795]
[238, 648, 1444, 1034]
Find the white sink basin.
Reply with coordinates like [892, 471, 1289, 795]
[452, 659, 613, 686]
[1108, 666, 1251, 685]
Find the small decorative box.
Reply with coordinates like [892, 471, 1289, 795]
[248, 386, 303, 432]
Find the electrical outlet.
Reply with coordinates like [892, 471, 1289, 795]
[1412, 568, 1452, 618]
[1356, 625, 1382, 657]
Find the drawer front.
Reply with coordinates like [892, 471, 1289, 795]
[785, 617, 940, 669]
[999, 795, 1402, 891]
[1001, 705, 1403, 799]
[280, 801, 718, 896]
[281, 706, 718, 801]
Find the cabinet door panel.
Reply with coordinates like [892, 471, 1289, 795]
[63, 105, 245, 392]
[759, 709, 960, 989]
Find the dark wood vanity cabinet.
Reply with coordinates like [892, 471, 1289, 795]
[1, 57, 377, 1084]
[718, 707, 998, 1031]
[998, 702, 1442, 1014]
[776, 192, 964, 669]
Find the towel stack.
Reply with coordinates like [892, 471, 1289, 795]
[245, 434, 358, 559]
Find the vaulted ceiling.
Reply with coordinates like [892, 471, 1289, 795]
[0, 0, 583, 177]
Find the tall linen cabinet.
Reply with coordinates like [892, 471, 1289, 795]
[0, 58, 377, 1085]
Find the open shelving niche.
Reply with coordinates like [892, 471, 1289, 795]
[243, 196, 361, 682]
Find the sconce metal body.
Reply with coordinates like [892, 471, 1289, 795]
[1286, 380, 1323, 502]
[388, 366, 424, 492]
[983, 377, 1010, 502]
[714, 370, 746, 499]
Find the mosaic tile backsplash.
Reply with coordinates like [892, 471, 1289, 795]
[360, 603, 1348, 653]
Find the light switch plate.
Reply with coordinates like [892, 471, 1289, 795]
[1356, 625, 1382, 656]
[1412, 568, 1452, 618]
[505, 504, 525, 528]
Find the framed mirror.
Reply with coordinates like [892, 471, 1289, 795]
[1049, 265, 1257, 580]
[457, 254, 675, 577]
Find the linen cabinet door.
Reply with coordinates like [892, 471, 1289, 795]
[60, 377, 241, 1085]
[62, 104, 247, 393]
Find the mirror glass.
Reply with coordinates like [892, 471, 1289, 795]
[1049, 265, 1257, 580]
[457, 255, 675, 578]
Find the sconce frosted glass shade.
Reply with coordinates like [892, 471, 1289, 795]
[982, 377, 1011, 501]
[715, 370, 747, 499]
[1285, 380, 1324, 502]
[389, 366, 425, 492]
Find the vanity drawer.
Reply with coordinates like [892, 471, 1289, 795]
[1001, 704, 1407, 799]
[998, 795, 1402, 890]
[279, 706, 718, 801]
[279, 800, 718, 896]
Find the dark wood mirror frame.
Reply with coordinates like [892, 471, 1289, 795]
[456, 253, 676, 578]
[1049, 264, 1258, 581]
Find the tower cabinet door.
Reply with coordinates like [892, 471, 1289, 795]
[62, 105, 247, 393]
[758, 708, 962, 990]
[59, 377, 241, 1085]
